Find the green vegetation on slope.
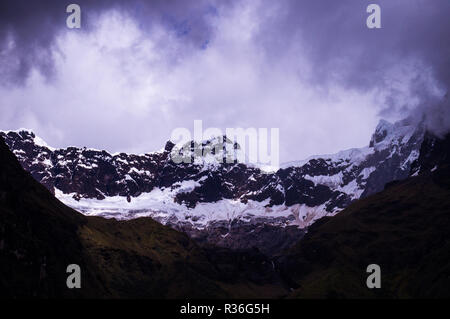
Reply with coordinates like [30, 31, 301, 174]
[279, 164, 450, 298]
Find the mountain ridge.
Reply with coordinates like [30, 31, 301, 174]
[0, 119, 424, 224]
[0, 119, 425, 254]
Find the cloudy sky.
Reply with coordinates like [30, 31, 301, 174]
[0, 0, 449, 163]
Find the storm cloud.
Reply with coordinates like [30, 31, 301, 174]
[253, 0, 450, 134]
[0, 0, 222, 84]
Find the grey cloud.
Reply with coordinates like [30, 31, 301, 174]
[0, 0, 224, 84]
[252, 0, 450, 133]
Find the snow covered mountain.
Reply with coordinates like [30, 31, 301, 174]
[0, 118, 424, 252]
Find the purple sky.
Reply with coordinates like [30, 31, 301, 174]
[0, 0, 449, 162]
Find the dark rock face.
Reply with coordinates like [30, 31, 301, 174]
[172, 219, 305, 257]
[1, 130, 170, 199]
[410, 132, 450, 176]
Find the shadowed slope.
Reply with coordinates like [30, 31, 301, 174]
[278, 134, 450, 298]
[0, 137, 287, 298]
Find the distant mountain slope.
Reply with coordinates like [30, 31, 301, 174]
[0, 136, 287, 298]
[2, 130, 449, 298]
[277, 133, 450, 298]
[0, 118, 424, 232]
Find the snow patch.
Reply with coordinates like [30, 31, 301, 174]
[55, 188, 325, 229]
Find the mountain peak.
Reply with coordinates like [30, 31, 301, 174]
[369, 118, 422, 149]
[1, 128, 35, 138]
[1, 128, 55, 151]
[369, 119, 394, 146]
